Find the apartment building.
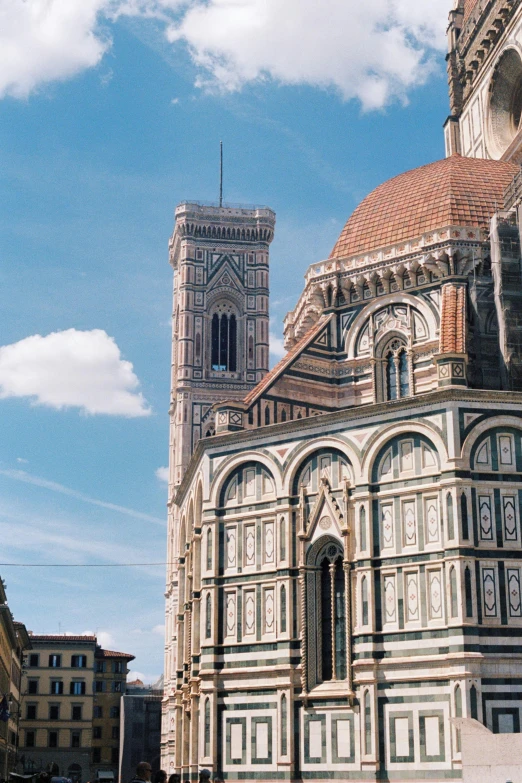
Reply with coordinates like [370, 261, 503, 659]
[93, 648, 135, 779]
[0, 582, 30, 779]
[20, 635, 133, 783]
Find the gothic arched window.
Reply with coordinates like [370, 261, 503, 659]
[305, 537, 346, 688]
[211, 310, 237, 371]
[378, 337, 410, 402]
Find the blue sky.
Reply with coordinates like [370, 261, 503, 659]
[0, 1, 451, 680]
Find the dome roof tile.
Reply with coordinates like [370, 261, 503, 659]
[330, 155, 517, 260]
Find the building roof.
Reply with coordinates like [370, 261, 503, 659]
[96, 648, 135, 660]
[243, 315, 331, 406]
[28, 634, 97, 642]
[330, 155, 517, 260]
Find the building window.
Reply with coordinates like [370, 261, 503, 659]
[280, 516, 286, 561]
[71, 731, 81, 749]
[95, 660, 105, 673]
[111, 726, 119, 740]
[281, 694, 287, 756]
[306, 538, 346, 687]
[359, 506, 367, 551]
[204, 698, 211, 757]
[50, 680, 63, 695]
[211, 311, 237, 371]
[70, 681, 86, 695]
[364, 690, 372, 755]
[461, 493, 469, 539]
[27, 679, 38, 694]
[470, 685, 478, 720]
[94, 706, 103, 719]
[113, 681, 122, 693]
[72, 706, 83, 721]
[111, 747, 119, 764]
[93, 726, 102, 739]
[205, 593, 212, 639]
[450, 567, 458, 618]
[379, 338, 410, 401]
[28, 654, 39, 668]
[49, 705, 60, 720]
[94, 681, 105, 693]
[25, 731, 35, 748]
[26, 704, 37, 720]
[71, 655, 87, 668]
[206, 528, 213, 571]
[48, 654, 61, 668]
[110, 706, 120, 719]
[113, 661, 123, 674]
[280, 585, 287, 634]
[361, 576, 369, 626]
[48, 731, 58, 748]
[455, 685, 462, 752]
[447, 493, 454, 539]
[465, 567, 473, 618]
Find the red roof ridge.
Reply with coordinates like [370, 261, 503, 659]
[243, 314, 332, 407]
[96, 648, 135, 660]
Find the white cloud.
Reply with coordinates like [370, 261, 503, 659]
[0, 328, 150, 417]
[167, 0, 450, 109]
[1, 0, 449, 109]
[96, 630, 116, 648]
[269, 332, 286, 361]
[152, 623, 165, 635]
[0, 0, 111, 99]
[155, 466, 169, 483]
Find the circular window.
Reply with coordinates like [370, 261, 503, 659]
[488, 48, 522, 156]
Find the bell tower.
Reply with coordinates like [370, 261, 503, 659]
[445, 0, 522, 162]
[168, 202, 276, 486]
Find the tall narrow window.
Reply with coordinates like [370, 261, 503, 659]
[248, 335, 254, 362]
[204, 698, 211, 757]
[399, 350, 409, 397]
[220, 314, 229, 368]
[206, 528, 213, 572]
[359, 506, 367, 551]
[465, 567, 473, 618]
[450, 566, 458, 618]
[265, 406, 270, 425]
[386, 353, 398, 400]
[281, 408, 287, 422]
[205, 593, 212, 639]
[461, 493, 469, 540]
[334, 559, 346, 680]
[195, 332, 201, 362]
[229, 315, 237, 372]
[280, 585, 287, 633]
[470, 685, 478, 720]
[455, 685, 462, 752]
[447, 492, 454, 540]
[211, 314, 219, 368]
[281, 695, 288, 756]
[361, 576, 369, 626]
[321, 559, 333, 682]
[211, 310, 237, 371]
[280, 517, 286, 561]
[364, 690, 372, 755]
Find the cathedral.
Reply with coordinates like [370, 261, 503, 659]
[161, 1, 522, 779]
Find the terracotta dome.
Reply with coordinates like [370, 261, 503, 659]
[330, 154, 517, 260]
